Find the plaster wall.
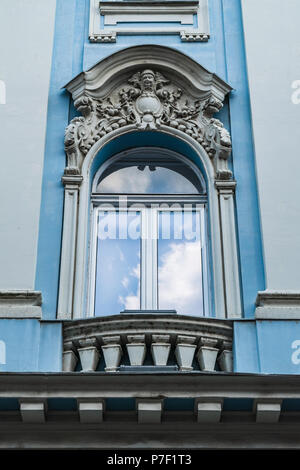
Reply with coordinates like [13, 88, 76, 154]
[0, 0, 56, 289]
[241, 0, 300, 290]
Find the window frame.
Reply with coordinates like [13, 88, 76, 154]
[88, 192, 210, 317]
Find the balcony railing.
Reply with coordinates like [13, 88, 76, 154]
[63, 312, 233, 373]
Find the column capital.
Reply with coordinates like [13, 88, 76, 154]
[215, 180, 237, 193]
[61, 174, 83, 187]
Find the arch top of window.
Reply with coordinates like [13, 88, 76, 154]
[93, 148, 206, 195]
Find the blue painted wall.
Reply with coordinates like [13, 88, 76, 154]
[234, 321, 300, 374]
[35, 0, 265, 321]
[0, 1, 296, 376]
[0, 320, 62, 372]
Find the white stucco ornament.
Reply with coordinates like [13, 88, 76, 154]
[64, 47, 233, 180]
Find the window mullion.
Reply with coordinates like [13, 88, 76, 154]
[141, 207, 158, 310]
[140, 208, 147, 310]
[150, 207, 158, 310]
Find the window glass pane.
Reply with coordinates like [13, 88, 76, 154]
[158, 210, 204, 316]
[94, 211, 141, 316]
[96, 165, 200, 194]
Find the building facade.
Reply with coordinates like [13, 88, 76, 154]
[0, 0, 300, 448]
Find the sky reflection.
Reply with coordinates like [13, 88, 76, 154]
[94, 211, 141, 316]
[158, 211, 204, 316]
[97, 166, 199, 194]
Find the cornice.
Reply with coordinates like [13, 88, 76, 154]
[255, 290, 300, 319]
[0, 291, 42, 318]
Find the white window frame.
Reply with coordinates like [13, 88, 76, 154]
[88, 193, 209, 317]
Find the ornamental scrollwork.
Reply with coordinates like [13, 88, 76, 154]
[64, 69, 232, 177]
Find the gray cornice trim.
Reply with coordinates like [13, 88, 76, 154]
[255, 290, 300, 319]
[0, 291, 42, 319]
[0, 373, 300, 448]
[64, 45, 232, 98]
[256, 290, 300, 304]
[0, 290, 42, 305]
[0, 372, 300, 398]
[100, 1, 200, 15]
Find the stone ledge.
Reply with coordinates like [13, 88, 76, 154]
[63, 314, 233, 373]
[255, 290, 300, 319]
[0, 291, 42, 318]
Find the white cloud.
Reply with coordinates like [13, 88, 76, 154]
[119, 243, 204, 315]
[130, 264, 140, 279]
[158, 241, 203, 315]
[119, 248, 125, 262]
[97, 167, 151, 193]
[119, 263, 140, 310]
[119, 294, 139, 310]
[121, 276, 129, 288]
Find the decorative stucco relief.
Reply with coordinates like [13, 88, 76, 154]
[64, 69, 232, 180]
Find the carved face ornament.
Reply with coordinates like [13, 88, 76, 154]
[140, 69, 155, 91]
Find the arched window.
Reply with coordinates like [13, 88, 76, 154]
[88, 148, 210, 317]
[58, 46, 243, 321]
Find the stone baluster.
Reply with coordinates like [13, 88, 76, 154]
[77, 337, 100, 372]
[62, 341, 78, 372]
[197, 337, 219, 372]
[151, 335, 171, 366]
[101, 335, 122, 372]
[175, 335, 197, 371]
[218, 340, 233, 372]
[126, 335, 146, 366]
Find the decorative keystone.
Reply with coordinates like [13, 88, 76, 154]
[77, 399, 105, 423]
[151, 335, 171, 366]
[195, 399, 223, 423]
[197, 337, 219, 372]
[101, 335, 122, 372]
[126, 335, 146, 366]
[175, 335, 197, 371]
[255, 400, 282, 424]
[218, 341, 233, 372]
[137, 399, 163, 424]
[78, 338, 100, 372]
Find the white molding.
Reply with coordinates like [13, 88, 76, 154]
[104, 14, 195, 26]
[0, 290, 42, 318]
[215, 181, 243, 318]
[57, 176, 82, 319]
[88, 153, 208, 316]
[72, 125, 226, 319]
[255, 290, 300, 319]
[89, 0, 210, 43]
